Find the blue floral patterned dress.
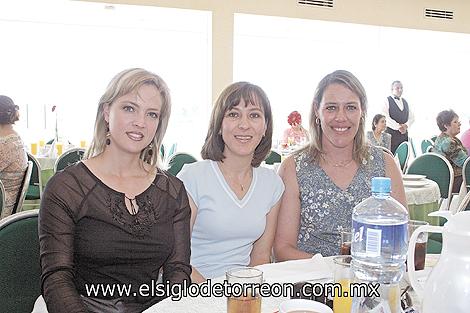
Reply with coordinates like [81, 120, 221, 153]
[294, 146, 385, 256]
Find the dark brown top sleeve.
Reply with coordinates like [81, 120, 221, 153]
[39, 171, 88, 313]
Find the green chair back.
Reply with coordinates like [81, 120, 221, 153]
[430, 135, 438, 143]
[265, 151, 281, 165]
[13, 161, 33, 214]
[160, 144, 165, 159]
[0, 180, 5, 216]
[463, 157, 470, 193]
[409, 137, 417, 158]
[420, 139, 433, 154]
[167, 153, 197, 176]
[54, 148, 85, 173]
[406, 152, 454, 210]
[26, 153, 42, 200]
[0, 210, 41, 313]
[394, 141, 409, 172]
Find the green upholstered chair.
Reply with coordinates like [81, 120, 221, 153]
[420, 139, 433, 154]
[167, 153, 197, 176]
[394, 141, 410, 173]
[265, 150, 281, 165]
[0, 179, 5, 216]
[160, 144, 165, 160]
[54, 148, 85, 173]
[13, 161, 33, 214]
[430, 135, 438, 143]
[0, 209, 41, 313]
[26, 153, 42, 201]
[463, 157, 470, 193]
[406, 152, 454, 211]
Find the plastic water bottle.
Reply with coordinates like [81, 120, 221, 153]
[351, 177, 409, 284]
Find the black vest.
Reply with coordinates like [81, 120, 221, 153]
[387, 96, 409, 124]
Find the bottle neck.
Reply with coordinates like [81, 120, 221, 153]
[372, 191, 391, 199]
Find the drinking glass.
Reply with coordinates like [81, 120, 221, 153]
[80, 140, 87, 148]
[332, 256, 352, 313]
[30, 143, 38, 155]
[226, 267, 262, 313]
[39, 140, 45, 148]
[340, 231, 352, 255]
[56, 143, 63, 156]
[408, 220, 429, 270]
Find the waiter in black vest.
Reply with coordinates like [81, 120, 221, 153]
[383, 80, 414, 154]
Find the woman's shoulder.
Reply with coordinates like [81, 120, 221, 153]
[177, 159, 211, 177]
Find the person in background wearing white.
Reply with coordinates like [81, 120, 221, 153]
[274, 70, 406, 261]
[383, 80, 415, 154]
[0, 95, 28, 219]
[178, 82, 284, 282]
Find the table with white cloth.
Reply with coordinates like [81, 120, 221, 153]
[404, 178, 441, 226]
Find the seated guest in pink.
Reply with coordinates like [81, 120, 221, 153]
[0, 95, 28, 219]
[434, 110, 469, 193]
[39, 68, 190, 313]
[460, 118, 470, 154]
[282, 111, 309, 145]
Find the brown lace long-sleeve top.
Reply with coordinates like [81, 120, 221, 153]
[39, 162, 191, 313]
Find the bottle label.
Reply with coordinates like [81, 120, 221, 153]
[352, 220, 408, 258]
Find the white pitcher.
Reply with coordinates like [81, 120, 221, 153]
[407, 210, 470, 313]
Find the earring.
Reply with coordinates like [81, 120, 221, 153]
[105, 124, 111, 145]
[147, 143, 153, 156]
[315, 117, 320, 125]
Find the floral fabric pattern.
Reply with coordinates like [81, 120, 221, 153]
[294, 146, 385, 256]
[434, 133, 468, 177]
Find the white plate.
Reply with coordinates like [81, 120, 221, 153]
[404, 180, 429, 188]
[403, 174, 426, 181]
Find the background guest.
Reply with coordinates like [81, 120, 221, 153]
[434, 109, 469, 193]
[0, 95, 28, 219]
[383, 80, 415, 153]
[274, 70, 406, 261]
[39, 68, 191, 312]
[178, 82, 284, 282]
[367, 113, 392, 151]
[282, 110, 309, 146]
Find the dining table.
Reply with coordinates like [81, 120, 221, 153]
[404, 177, 441, 226]
[144, 254, 438, 313]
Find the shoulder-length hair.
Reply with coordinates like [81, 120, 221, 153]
[372, 114, 385, 131]
[201, 82, 273, 167]
[299, 70, 369, 164]
[84, 68, 171, 168]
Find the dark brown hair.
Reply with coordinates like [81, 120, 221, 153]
[436, 109, 458, 132]
[201, 82, 273, 167]
[0, 95, 19, 125]
[372, 114, 385, 131]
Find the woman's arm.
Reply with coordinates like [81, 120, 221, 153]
[163, 184, 192, 285]
[39, 174, 87, 313]
[383, 152, 408, 209]
[249, 199, 281, 266]
[273, 156, 313, 261]
[186, 194, 206, 283]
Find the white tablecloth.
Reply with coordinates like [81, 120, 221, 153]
[404, 178, 441, 205]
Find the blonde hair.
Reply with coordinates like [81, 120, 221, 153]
[84, 68, 171, 168]
[300, 70, 369, 164]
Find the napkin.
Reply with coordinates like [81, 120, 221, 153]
[256, 254, 333, 284]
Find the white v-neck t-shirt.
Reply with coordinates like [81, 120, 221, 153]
[177, 160, 284, 279]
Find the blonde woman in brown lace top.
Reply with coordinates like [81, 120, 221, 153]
[0, 95, 28, 219]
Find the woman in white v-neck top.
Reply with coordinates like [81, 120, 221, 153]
[177, 82, 284, 281]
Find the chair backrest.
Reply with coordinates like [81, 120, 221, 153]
[54, 148, 85, 173]
[394, 141, 410, 172]
[0, 209, 41, 313]
[167, 143, 177, 159]
[265, 150, 281, 165]
[420, 139, 433, 154]
[456, 191, 470, 213]
[406, 152, 454, 210]
[13, 161, 33, 214]
[27, 153, 43, 199]
[167, 153, 197, 176]
[463, 157, 470, 193]
[430, 135, 438, 143]
[0, 179, 5, 216]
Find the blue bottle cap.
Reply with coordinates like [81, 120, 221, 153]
[371, 177, 391, 193]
